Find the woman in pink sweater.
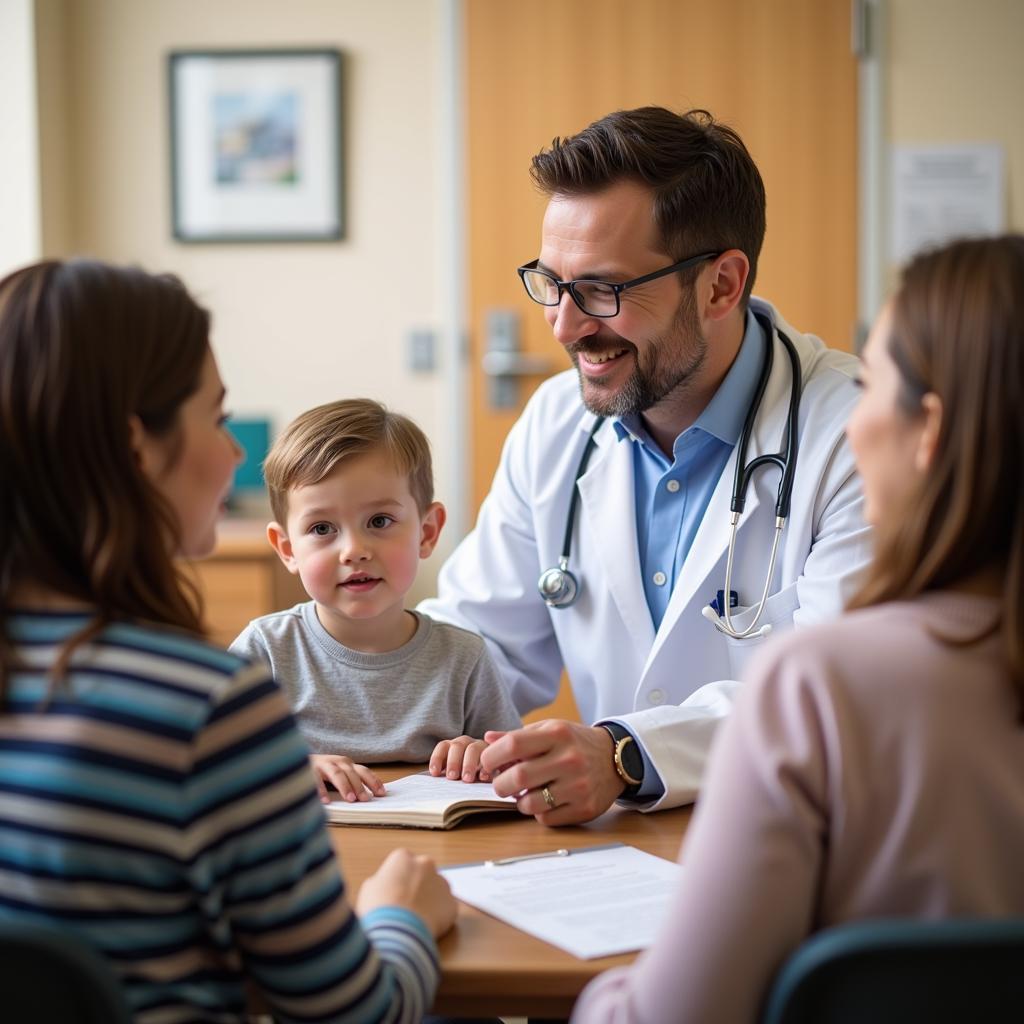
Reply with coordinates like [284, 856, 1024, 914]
[572, 236, 1024, 1024]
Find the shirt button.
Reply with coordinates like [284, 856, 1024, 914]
[666, 479, 680, 493]
[649, 689, 665, 705]
[652, 571, 667, 586]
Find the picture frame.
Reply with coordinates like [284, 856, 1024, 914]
[168, 49, 343, 243]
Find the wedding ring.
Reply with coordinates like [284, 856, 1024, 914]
[541, 785, 556, 810]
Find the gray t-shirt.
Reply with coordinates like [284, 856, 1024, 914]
[229, 602, 522, 761]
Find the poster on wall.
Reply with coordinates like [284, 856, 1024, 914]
[890, 143, 1005, 265]
[169, 49, 343, 242]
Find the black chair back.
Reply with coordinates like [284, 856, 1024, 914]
[760, 918, 1024, 1024]
[0, 922, 132, 1024]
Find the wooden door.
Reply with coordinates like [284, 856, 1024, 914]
[464, 0, 858, 721]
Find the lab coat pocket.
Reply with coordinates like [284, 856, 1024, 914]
[723, 582, 800, 677]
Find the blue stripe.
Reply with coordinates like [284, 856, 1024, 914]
[0, 751, 185, 815]
[99, 622, 247, 673]
[0, 737, 186, 783]
[0, 776, 185, 827]
[0, 814, 181, 865]
[10, 663, 220, 707]
[8, 673, 211, 732]
[7, 613, 250, 676]
[185, 726, 311, 818]
[4, 692, 196, 740]
[222, 842, 338, 911]
[205, 673, 280, 725]
[233, 871, 345, 936]
[190, 799, 329, 887]
[0, 894, 205, 936]
[0, 843, 186, 892]
[246, 909, 362, 968]
[243, 920, 368, 991]
[192, 705, 301, 776]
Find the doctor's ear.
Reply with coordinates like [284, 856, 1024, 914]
[267, 522, 299, 574]
[914, 392, 943, 473]
[703, 250, 749, 323]
[418, 502, 446, 559]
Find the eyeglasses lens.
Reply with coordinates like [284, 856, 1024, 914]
[570, 281, 617, 317]
[521, 270, 619, 317]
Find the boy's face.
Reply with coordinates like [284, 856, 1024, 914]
[268, 450, 444, 635]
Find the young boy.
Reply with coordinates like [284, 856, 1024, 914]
[229, 399, 521, 802]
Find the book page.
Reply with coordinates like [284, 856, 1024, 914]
[440, 843, 682, 959]
[325, 771, 516, 822]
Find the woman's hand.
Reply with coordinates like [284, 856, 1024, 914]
[356, 848, 457, 938]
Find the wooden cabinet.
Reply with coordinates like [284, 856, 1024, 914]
[183, 519, 308, 648]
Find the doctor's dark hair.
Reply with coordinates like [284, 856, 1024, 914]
[530, 106, 766, 305]
[848, 234, 1024, 709]
[264, 398, 435, 524]
[0, 259, 210, 699]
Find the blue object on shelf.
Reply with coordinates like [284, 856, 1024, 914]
[227, 417, 271, 494]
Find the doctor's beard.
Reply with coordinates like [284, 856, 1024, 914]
[568, 286, 708, 417]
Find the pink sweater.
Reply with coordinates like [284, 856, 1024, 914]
[573, 592, 1024, 1024]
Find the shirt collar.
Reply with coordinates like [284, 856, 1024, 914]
[611, 309, 766, 449]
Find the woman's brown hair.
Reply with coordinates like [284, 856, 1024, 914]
[0, 259, 211, 698]
[848, 235, 1024, 705]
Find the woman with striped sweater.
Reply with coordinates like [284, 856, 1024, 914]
[0, 259, 455, 1023]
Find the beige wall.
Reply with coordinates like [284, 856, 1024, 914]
[34, 0, 451, 599]
[22, 0, 1024, 597]
[0, 0, 42, 273]
[887, 0, 1024, 261]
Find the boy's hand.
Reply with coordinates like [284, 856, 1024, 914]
[310, 754, 386, 804]
[429, 736, 492, 782]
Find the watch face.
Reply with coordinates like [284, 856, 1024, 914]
[618, 736, 643, 786]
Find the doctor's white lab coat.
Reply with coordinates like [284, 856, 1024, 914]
[420, 298, 872, 809]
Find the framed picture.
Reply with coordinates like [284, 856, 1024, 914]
[169, 49, 343, 242]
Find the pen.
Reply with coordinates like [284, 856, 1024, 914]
[485, 848, 571, 867]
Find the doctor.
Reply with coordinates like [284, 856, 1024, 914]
[420, 106, 871, 823]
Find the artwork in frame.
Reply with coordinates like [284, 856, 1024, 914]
[169, 49, 343, 242]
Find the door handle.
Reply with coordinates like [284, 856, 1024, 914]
[483, 308, 554, 408]
[480, 350, 552, 376]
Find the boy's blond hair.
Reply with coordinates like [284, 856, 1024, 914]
[264, 399, 434, 524]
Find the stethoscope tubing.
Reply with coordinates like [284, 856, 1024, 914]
[539, 314, 802, 629]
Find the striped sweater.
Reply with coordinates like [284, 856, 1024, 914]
[0, 610, 439, 1023]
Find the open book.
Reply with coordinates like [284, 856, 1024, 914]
[325, 771, 519, 829]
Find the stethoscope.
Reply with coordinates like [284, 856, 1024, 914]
[537, 313, 802, 642]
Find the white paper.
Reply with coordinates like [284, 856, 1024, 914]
[890, 144, 1005, 264]
[440, 842, 682, 959]
[324, 772, 515, 818]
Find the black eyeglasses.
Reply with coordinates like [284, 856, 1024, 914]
[516, 251, 721, 318]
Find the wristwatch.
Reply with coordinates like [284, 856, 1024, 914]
[600, 722, 644, 799]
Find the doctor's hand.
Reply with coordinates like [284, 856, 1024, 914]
[480, 720, 625, 826]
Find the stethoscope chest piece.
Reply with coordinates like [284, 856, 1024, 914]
[538, 559, 579, 608]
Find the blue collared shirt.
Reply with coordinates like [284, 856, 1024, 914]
[612, 309, 764, 632]
[603, 310, 765, 801]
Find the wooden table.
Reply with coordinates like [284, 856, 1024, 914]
[330, 767, 692, 1018]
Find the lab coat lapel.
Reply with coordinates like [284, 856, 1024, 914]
[647, 325, 793, 661]
[577, 432, 657, 651]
